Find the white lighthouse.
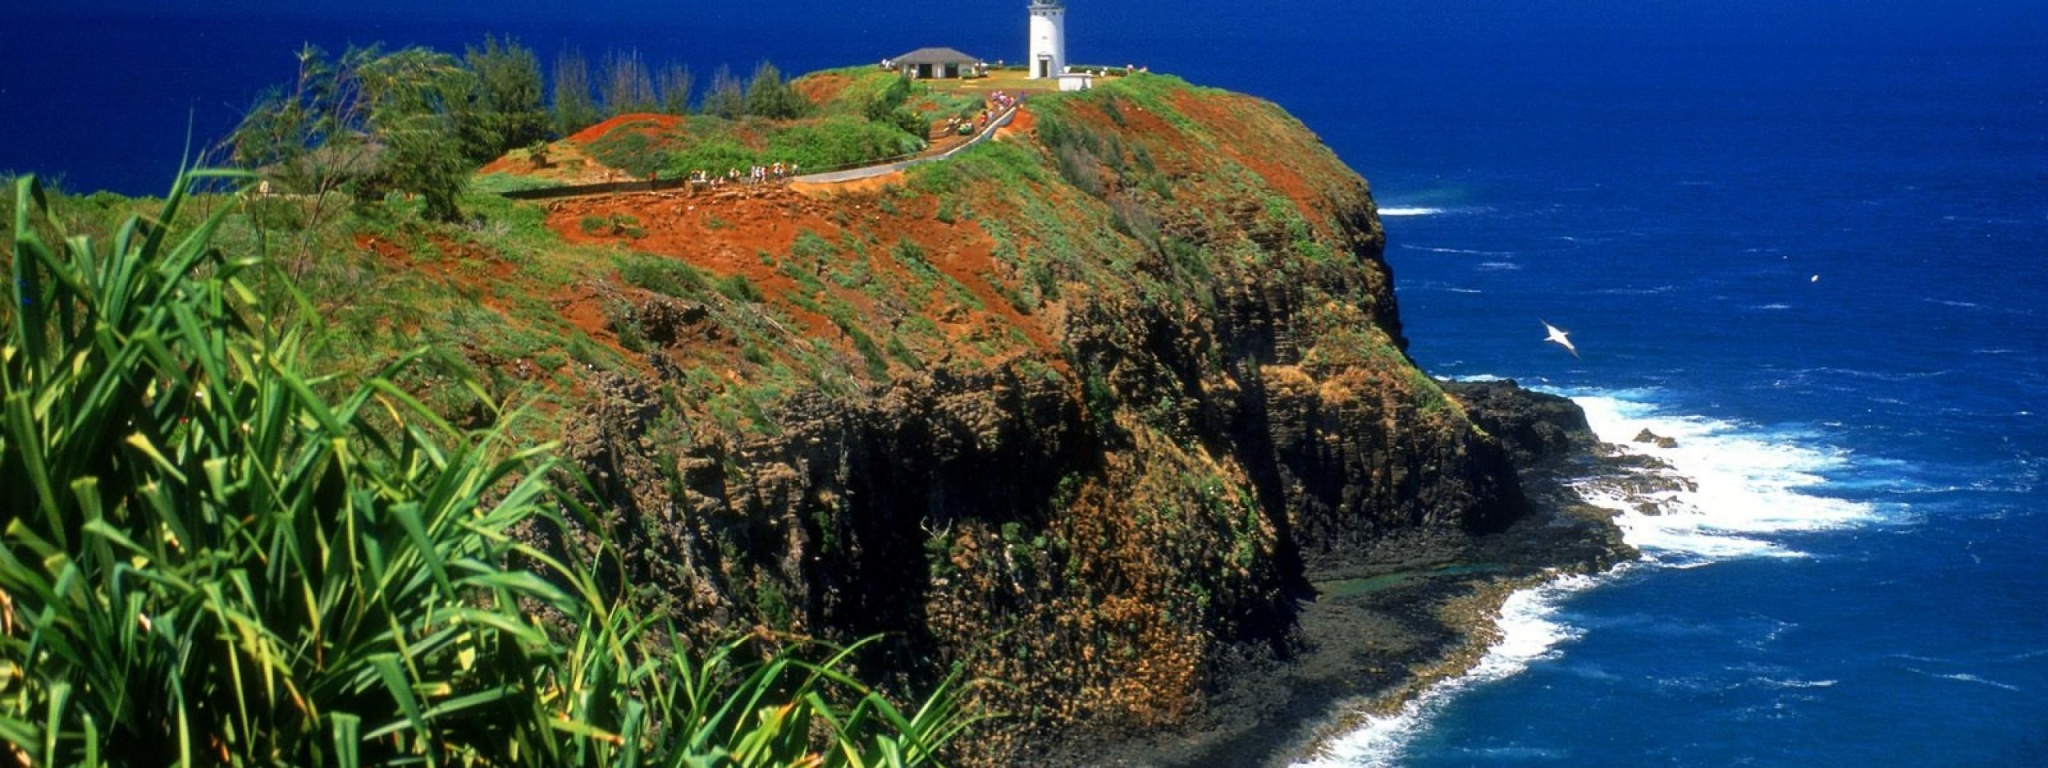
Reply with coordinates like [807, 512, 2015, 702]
[1028, 0, 1067, 80]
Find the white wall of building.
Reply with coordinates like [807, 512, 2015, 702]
[1028, 1, 1067, 80]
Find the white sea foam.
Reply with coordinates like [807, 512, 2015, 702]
[1758, 677, 1839, 689]
[1300, 387, 1879, 765]
[1295, 576, 1598, 768]
[1800, 366, 1953, 382]
[1401, 244, 1517, 256]
[1908, 668, 2023, 692]
[1379, 206, 1446, 217]
[1456, 746, 1568, 759]
[1594, 285, 1678, 296]
[1567, 392, 1876, 562]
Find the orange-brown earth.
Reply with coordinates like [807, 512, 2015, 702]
[539, 177, 1063, 375]
[477, 113, 690, 185]
[791, 70, 854, 105]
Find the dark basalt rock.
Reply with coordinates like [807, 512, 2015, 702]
[1633, 428, 1680, 449]
[1440, 379, 1595, 470]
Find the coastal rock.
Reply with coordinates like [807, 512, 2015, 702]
[1440, 379, 1596, 470]
[1633, 427, 1680, 448]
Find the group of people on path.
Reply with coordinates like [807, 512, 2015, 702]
[686, 161, 802, 189]
[941, 91, 1025, 137]
[987, 89, 1022, 113]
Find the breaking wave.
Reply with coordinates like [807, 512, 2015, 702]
[1296, 387, 1882, 765]
[1379, 206, 1447, 217]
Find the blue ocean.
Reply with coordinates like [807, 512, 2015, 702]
[7, 2, 2046, 765]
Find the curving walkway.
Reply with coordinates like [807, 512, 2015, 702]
[501, 106, 1020, 201]
[791, 106, 1018, 184]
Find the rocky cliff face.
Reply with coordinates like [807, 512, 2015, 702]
[538, 75, 1537, 756]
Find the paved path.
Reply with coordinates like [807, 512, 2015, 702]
[501, 107, 1021, 200]
[792, 106, 1018, 185]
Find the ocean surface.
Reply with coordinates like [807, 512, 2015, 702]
[7, 2, 2047, 765]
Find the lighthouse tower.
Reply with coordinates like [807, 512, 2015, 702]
[1028, 0, 1067, 80]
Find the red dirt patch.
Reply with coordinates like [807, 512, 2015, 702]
[356, 232, 513, 289]
[568, 112, 684, 145]
[1005, 107, 1038, 136]
[546, 281, 649, 371]
[480, 155, 525, 176]
[537, 182, 1067, 377]
[482, 112, 698, 186]
[479, 134, 624, 185]
[792, 72, 852, 106]
[546, 186, 849, 280]
[1166, 91, 1338, 234]
[352, 231, 634, 387]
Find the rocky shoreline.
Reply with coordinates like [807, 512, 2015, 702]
[1044, 380, 1642, 766]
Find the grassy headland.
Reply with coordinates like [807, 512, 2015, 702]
[5, 38, 1629, 766]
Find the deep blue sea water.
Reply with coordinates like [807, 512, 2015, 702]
[1298, 16, 2048, 766]
[6, 2, 2047, 764]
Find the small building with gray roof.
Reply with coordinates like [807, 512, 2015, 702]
[888, 47, 985, 79]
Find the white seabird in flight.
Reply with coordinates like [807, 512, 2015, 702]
[1541, 319, 1580, 359]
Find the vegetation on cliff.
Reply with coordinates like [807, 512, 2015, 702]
[0, 171, 981, 764]
[465, 68, 1523, 755]
[8, 53, 1546, 763]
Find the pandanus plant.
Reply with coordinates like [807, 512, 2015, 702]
[0, 170, 987, 766]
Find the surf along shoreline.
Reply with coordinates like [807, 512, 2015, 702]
[1039, 380, 1649, 766]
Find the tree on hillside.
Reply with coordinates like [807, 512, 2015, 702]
[743, 60, 809, 120]
[229, 44, 473, 224]
[703, 65, 745, 120]
[864, 73, 928, 138]
[600, 48, 658, 117]
[229, 44, 372, 218]
[461, 34, 551, 162]
[657, 63, 694, 115]
[352, 46, 473, 222]
[552, 48, 600, 135]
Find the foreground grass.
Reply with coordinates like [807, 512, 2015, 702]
[0, 170, 985, 766]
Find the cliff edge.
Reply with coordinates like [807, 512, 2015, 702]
[371, 71, 1626, 762]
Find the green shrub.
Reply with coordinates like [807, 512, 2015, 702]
[587, 129, 667, 177]
[471, 172, 563, 196]
[717, 272, 764, 303]
[663, 133, 761, 179]
[617, 253, 710, 297]
[765, 116, 922, 170]
[791, 229, 836, 261]
[656, 114, 920, 179]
